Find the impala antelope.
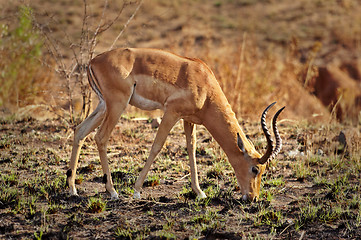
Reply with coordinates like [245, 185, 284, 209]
[66, 48, 285, 202]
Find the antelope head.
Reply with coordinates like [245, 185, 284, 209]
[236, 102, 285, 202]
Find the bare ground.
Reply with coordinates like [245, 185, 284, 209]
[1, 116, 360, 239]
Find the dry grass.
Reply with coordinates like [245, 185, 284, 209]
[1, 0, 361, 123]
[169, 35, 331, 122]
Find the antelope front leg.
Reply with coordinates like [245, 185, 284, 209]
[133, 111, 180, 199]
[184, 121, 207, 199]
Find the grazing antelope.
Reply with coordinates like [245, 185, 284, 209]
[66, 48, 284, 202]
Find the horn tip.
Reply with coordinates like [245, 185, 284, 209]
[275, 106, 286, 116]
[270, 102, 276, 107]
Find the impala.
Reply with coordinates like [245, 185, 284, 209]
[66, 48, 285, 202]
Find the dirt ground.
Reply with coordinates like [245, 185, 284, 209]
[1, 115, 360, 239]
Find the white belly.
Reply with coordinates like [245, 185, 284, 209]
[129, 92, 164, 111]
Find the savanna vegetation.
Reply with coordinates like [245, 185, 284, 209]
[1, 0, 360, 239]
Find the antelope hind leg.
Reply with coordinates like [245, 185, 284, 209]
[67, 101, 106, 196]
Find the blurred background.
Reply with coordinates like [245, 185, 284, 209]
[1, 0, 360, 125]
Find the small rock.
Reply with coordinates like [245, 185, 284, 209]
[332, 131, 349, 154]
[317, 149, 324, 156]
[335, 131, 347, 147]
[151, 118, 161, 128]
[287, 150, 303, 158]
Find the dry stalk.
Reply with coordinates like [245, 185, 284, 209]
[235, 32, 247, 114]
[109, 0, 144, 51]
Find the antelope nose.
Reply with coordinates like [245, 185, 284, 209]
[242, 194, 249, 201]
[242, 194, 258, 203]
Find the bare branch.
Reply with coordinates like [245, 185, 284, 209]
[79, 0, 89, 67]
[109, 0, 143, 51]
[32, 0, 130, 124]
[97, 1, 127, 35]
[89, 1, 127, 59]
[88, 0, 109, 59]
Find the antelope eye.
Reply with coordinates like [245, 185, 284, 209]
[251, 166, 259, 175]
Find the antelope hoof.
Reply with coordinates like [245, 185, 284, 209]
[197, 191, 207, 199]
[110, 191, 119, 200]
[133, 190, 141, 199]
[69, 187, 78, 196]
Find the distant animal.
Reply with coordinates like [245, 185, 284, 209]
[66, 48, 285, 202]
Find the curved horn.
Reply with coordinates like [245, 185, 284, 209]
[258, 102, 276, 164]
[270, 106, 285, 161]
[259, 103, 285, 164]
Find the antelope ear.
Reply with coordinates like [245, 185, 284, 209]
[246, 135, 255, 149]
[237, 133, 246, 153]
